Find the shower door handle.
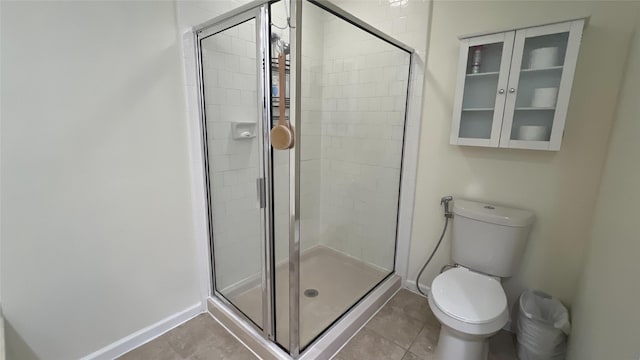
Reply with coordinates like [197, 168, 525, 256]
[256, 177, 266, 209]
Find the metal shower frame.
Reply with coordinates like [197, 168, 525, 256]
[193, 0, 414, 357]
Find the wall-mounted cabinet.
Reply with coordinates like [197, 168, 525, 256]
[450, 19, 584, 151]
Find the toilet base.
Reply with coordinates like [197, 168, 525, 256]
[435, 325, 490, 360]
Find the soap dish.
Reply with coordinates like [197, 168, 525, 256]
[231, 121, 257, 140]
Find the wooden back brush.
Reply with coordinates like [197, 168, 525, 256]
[270, 54, 294, 150]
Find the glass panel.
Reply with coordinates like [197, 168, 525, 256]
[511, 32, 569, 141]
[297, 1, 411, 350]
[459, 42, 503, 139]
[269, 0, 292, 350]
[200, 19, 264, 328]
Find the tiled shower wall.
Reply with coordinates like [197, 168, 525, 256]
[299, 4, 327, 252]
[272, 2, 326, 265]
[317, 15, 410, 271]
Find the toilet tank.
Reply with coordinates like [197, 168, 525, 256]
[451, 199, 534, 277]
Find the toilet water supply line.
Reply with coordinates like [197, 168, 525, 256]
[415, 196, 454, 297]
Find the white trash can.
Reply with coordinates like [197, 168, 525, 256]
[517, 290, 571, 360]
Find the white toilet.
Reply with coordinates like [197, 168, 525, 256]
[428, 199, 534, 360]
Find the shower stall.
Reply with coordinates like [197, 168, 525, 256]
[193, 0, 413, 357]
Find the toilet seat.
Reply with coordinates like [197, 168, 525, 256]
[430, 267, 508, 334]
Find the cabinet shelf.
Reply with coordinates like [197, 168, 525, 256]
[272, 97, 290, 108]
[515, 107, 556, 111]
[520, 66, 563, 73]
[466, 71, 500, 77]
[462, 108, 494, 111]
[271, 58, 290, 73]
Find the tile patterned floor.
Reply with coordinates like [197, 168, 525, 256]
[118, 314, 257, 360]
[334, 289, 517, 360]
[119, 289, 517, 360]
[335, 289, 440, 360]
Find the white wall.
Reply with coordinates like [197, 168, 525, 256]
[298, 2, 326, 254]
[0, 2, 200, 359]
[567, 11, 640, 359]
[410, 1, 639, 311]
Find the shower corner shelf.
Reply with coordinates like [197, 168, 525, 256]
[271, 58, 290, 73]
[272, 97, 290, 108]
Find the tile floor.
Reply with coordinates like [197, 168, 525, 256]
[119, 289, 517, 360]
[334, 289, 516, 360]
[118, 314, 256, 360]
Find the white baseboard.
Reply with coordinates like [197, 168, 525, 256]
[80, 303, 203, 360]
[404, 279, 430, 296]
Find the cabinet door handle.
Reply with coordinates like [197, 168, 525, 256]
[256, 177, 265, 209]
[498, 89, 505, 94]
[509, 88, 516, 93]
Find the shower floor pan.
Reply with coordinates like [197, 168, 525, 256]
[208, 245, 400, 359]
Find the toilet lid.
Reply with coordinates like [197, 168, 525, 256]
[431, 267, 507, 325]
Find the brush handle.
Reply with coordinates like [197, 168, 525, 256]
[278, 54, 286, 127]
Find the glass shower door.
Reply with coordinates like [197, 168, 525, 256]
[199, 12, 267, 330]
[291, 0, 412, 351]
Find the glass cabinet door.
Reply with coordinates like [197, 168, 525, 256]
[450, 32, 514, 147]
[500, 20, 584, 150]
